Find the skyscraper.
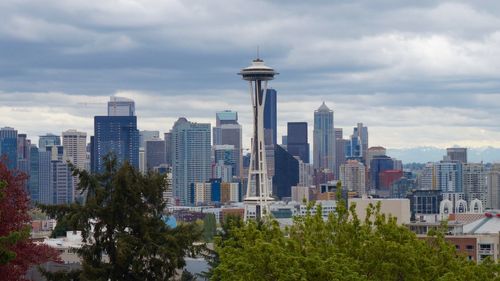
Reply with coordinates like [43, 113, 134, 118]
[487, 164, 500, 209]
[214, 144, 237, 180]
[340, 160, 366, 196]
[286, 122, 309, 163]
[62, 130, 87, 201]
[370, 155, 394, 191]
[446, 147, 467, 163]
[145, 139, 166, 170]
[62, 130, 87, 170]
[0, 127, 18, 170]
[38, 133, 61, 151]
[213, 110, 242, 178]
[92, 116, 139, 173]
[171, 118, 211, 205]
[29, 145, 39, 203]
[462, 163, 487, 207]
[273, 145, 299, 199]
[47, 145, 74, 205]
[434, 161, 462, 193]
[313, 102, 334, 171]
[107, 96, 135, 116]
[264, 89, 277, 146]
[164, 132, 172, 166]
[238, 57, 278, 220]
[139, 130, 160, 149]
[353, 123, 368, 163]
[38, 150, 52, 205]
[17, 133, 31, 176]
[334, 128, 346, 180]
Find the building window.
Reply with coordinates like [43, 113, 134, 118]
[466, 245, 474, 250]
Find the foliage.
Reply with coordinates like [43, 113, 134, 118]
[0, 162, 60, 281]
[202, 213, 217, 242]
[213, 182, 500, 281]
[40, 155, 201, 281]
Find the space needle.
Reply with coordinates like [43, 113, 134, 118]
[238, 55, 278, 220]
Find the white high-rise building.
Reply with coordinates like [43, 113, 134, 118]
[463, 163, 487, 207]
[62, 130, 87, 201]
[340, 160, 366, 196]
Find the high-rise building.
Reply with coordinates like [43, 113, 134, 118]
[164, 132, 172, 166]
[17, 133, 31, 176]
[487, 164, 500, 209]
[334, 128, 346, 179]
[62, 130, 87, 170]
[462, 163, 487, 207]
[434, 161, 462, 193]
[92, 116, 139, 173]
[0, 127, 18, 170]
[286, 122, 309, 163]
[298, 160, 314, 188]
[446, 147, 467, 163]
[370, 155, 394, 191]
[264, 89, 277, 146]
[313, 102, 334, 171]
[340, 160, 366, 196]
[418, 163, 435, 190]
[171, 117, 211, 205]
[108, 96, 135, 116]
[29, 145, 39, 203]
[273, 145, 299, 199]
[353, 123, 368, 163]
[38, 133, 61, 152]
[214, 145, 237, 180]
[38, 150, 52, 205]
[139, 130, 160, 149]
[145, 139, 166, 170]
[366, 146, 386, 169]
[213, 110, 242, 178]
[238, 57, 277, 220]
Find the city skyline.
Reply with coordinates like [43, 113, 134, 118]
[2, 1, 500, 151]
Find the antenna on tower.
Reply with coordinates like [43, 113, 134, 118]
[257, 46, 260, 59]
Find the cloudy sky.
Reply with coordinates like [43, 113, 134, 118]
[1, 0, 500, 151]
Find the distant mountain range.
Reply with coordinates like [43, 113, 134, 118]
[386, 147, 500, 164]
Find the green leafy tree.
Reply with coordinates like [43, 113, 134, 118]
[40, 155, 201, 281]
[213, 182, 500, 281]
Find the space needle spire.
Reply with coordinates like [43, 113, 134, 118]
[238, 56, 278, 220]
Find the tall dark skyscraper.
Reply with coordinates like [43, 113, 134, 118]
[264, 88, 277, 145]
[145, 139, 166, 170]
[17, 133, 31, 176]
[92, 116, 139, 173]
[273, 145, 299, 199]
[334, 128, 346, 179]
[446, 147, 467, 163]
[0, 127, 18, 170]
[370, 155, 394, 191]
[286, 122, 310, 163]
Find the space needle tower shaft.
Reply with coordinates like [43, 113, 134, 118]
[238, 56, 278, 220]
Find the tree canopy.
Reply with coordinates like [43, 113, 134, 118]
[213, 186, 500, 281]
[40, 155, 200, 281]
[0, 162, 60, 281]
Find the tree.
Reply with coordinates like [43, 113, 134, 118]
[40, 155, 201, 281]
[213, 183, 500, 281]
[202, 213, 217, 242]
[0, 161, 60, 281]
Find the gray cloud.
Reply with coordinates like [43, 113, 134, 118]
[1, 0, 500, 150]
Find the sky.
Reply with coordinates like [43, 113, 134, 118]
[1, 0, 500, 151]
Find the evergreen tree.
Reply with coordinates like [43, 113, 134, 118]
[40, 155, 201, 281]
